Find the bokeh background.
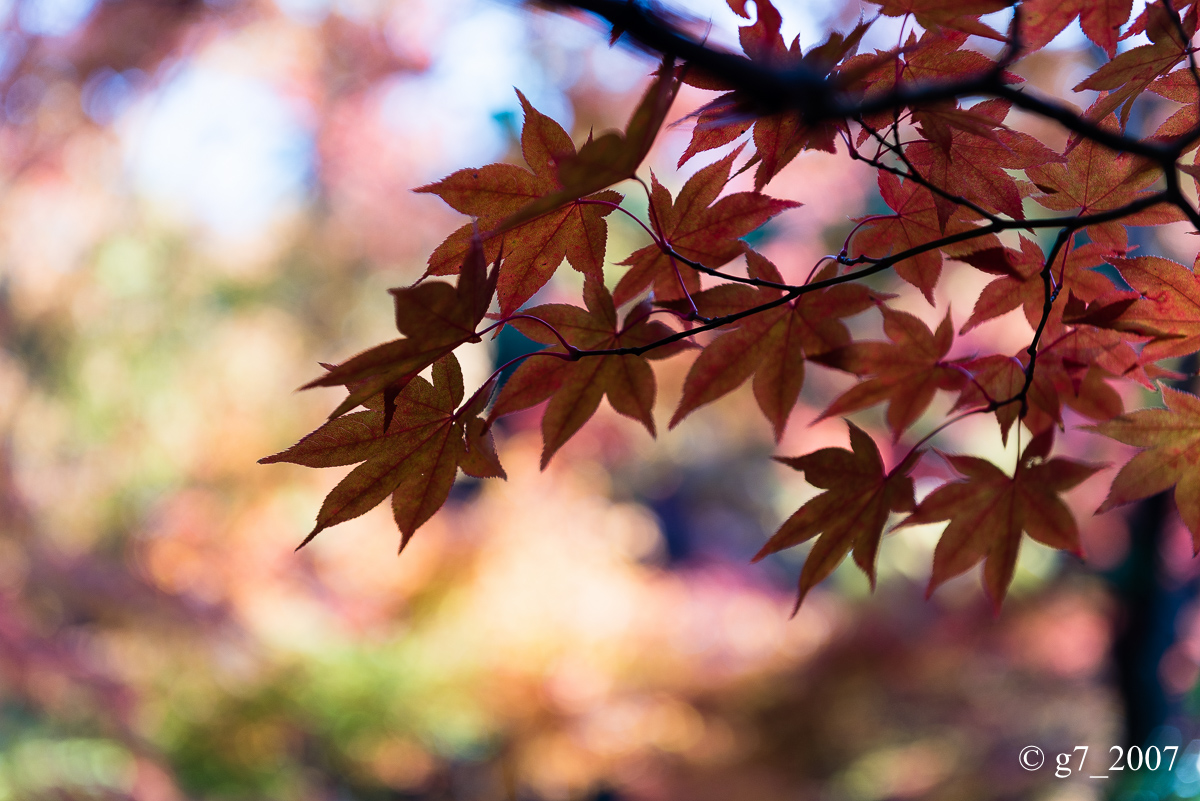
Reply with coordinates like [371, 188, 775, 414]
[1, 0, 1200, 798]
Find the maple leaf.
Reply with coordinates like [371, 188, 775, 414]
[677, 97, 753, 169]
[493, 56, 681, 236]
[904, 100, 1063, 226]
[1148, 69, 1200, 139]
[678, 0, 864, 188]
[263, 0, 1200, 616]
[959, 238, 1114, 333]
[1027, 114, 1181, 252]
[488, 279, 685, 468]
[849, 171, 1001, 302]
[1105, 255, 1200, 361]
[813, 307, 967, 438]
[847, 30, 1024, 143]
[851, 30, 1019, 96]
[940, 327, 1133, 446]
[1087, 385, 1200, 543]
[416, 92, 621, 315]
[1061, 290, 1144, 332]
[669, 253, 879, 440]
[883, 30, 994, 83]
[1122, 0, 1198, 39]
[263, 353, 504, 550]
[1018, 0, 1133, 58]
[897, 432, 1103, 612]
[613, 149, 799, 305]
[1075, 3, 1193, 123]
[864, 0, 1014, 41]
[1015, 325, 1136, 436]
[305, 235, 498, 420]
[951, 354, 1027, 443]
[753, 422, 919, 611]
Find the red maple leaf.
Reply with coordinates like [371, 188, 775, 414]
[904, 100, 1063, 225]
[1105, 255, 1200, 361]
[753, 422, 919, 611]
[864, 0, 1014, 41]
[614, 149, 799, 305]
[1088, 385, 1200, 544]
[813, 307, 967, 438]
[1148, 69, 1200, 140]
[846, 30, 1023, 144]
[898, 432, 1103, 612]
[849, 171, 1001, 302]
[1075, 2, 1193, 123]
[959, 238, 1114, 333]
[678, 0, 864, 188]
[1019, 326, 1135, 435]
[493, 56, 682, 235]
[951, 354, 1027, 443]
[1018, 0, 1134, 57]
[1027, 114, 1182, 253]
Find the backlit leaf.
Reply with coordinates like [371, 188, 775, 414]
[263, 354, 503, 550]
[614, 149, 799, 305]
[813, 307, 967, 438]
[899, 433, 1102, 612]
[1088, 385, 1200, 544]
[489, 280, 683, 468]
[754, 422, 919, 611]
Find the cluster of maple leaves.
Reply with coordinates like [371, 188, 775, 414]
[264, 0, 1200, 612]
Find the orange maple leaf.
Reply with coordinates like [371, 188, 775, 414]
[305, 235, 498, 420]
[416, 92, 621, 315]
[669, 252, 879, 440]
[488, 279, 686, 468]
[754, 421, 919, 611]
[263, 353, 503, 550]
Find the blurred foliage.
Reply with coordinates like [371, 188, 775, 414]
[0, 0, 1195, 799]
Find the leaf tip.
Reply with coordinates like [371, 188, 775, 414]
[295, 528, 321, 552]
[788, 588, 808, 619]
